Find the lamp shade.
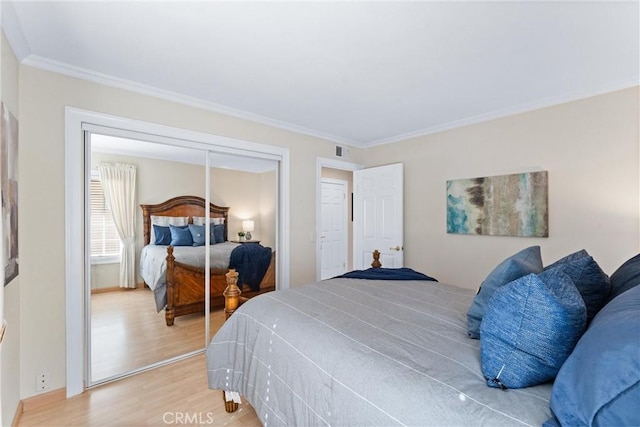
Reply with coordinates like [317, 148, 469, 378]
[242, 220, 254, 232]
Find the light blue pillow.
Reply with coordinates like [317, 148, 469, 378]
[480, 267, 586, 389]
[153, 225, 172, 245]
[548, 285, 640, 426]
[544, 250, 610, 323]
[467, 246, 543, 339]
[169, 224, 193, 246]
[188, 224, 206, 246]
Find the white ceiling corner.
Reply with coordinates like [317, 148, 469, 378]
[3, 1, 639, 148]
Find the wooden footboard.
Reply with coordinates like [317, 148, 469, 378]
[164, 247, 276, 326]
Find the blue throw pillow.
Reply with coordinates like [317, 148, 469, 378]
[169, 224, 193, 246]
[549, 286, 640, 426]
[153, 225, 172, 245]
[608, 253, 640, 303]
[480, 267, 586, 389]
[467, 246, 543, 339]
[544, 250, 610, 323]
[213, 224, 225, 244]
[188, 224, 206, 246]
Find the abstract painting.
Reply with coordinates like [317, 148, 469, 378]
[447, 171, 548, 237]
[1, 102, 19, 285]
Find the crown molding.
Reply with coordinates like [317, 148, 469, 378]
[363, 79, 640, 148]
[1, 1, 31, 61]
[21, 54, 363, 147]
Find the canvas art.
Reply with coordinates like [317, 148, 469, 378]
[447, 171, 548, 237]
[1, 102, 19, 285]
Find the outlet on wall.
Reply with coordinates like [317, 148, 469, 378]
[36, 372, 48, 392]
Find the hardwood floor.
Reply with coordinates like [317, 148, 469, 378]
[20, 289, 261, 426]
[18, 354, 261, 427]
[90, 287, 223, 382]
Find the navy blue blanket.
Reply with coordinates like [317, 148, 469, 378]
[229, 244, 272, 292]
[335, 267, 437, 282]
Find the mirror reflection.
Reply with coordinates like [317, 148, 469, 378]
[88, 133, 278, 384]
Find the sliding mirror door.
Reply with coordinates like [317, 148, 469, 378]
[88, 133, 208, 385]
[207, 151, 278, 343]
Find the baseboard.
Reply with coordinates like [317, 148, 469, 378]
[21, 387, 67, 413]
[91, 283, 145, 294]
[11, 400, 23, 427]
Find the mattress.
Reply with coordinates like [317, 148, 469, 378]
[207, 277, 553, 426]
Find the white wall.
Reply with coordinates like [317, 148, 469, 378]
[364, 87, 640, 289]
[1, 30, 21, 427]
[17, 65, 362, 399]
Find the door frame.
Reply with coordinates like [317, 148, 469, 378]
[65, 107, 291, 397]
[315, 157, 362, 281]
[319, 178, 349, 280]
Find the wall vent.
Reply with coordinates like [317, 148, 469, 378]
[335, 145, 349, 159]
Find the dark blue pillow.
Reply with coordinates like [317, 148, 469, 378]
[188, 224, 206, 246]
[467, 246, 543, 339]
[153, 225, 172, 245]
[608, 253, 640, 303]
[544, 250, 610, 323]
[213, 224, 225, 243]
[480, 267, 586, 389]
[169, 224, 193, 246]
[549, 286, 640, 426]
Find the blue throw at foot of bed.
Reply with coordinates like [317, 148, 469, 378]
[334, 267, 437, 281]
[229, 244, 272, 292]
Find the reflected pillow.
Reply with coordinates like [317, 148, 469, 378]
[188, 224, 206, 246]
[150, 215, 189, 244]
[192, 216, 225, 226]
[467, 246, 543, 339]
[213, 224, 225, 243]
[480, 268, 586, 389]
[153, 225, 172, 246]
[169, 224, 193, 246]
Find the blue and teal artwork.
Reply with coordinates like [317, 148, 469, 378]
[446, 171, 548, 237]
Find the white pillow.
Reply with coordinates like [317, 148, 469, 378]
[149, 215, 189, 244]
[192, 216, 225, 226]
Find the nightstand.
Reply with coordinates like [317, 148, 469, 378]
[230, 240, 261, 245]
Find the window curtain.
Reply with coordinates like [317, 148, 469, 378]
[97, 163, 137, 288]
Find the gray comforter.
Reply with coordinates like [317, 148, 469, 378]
[207, 278, 552, 426]
[139, 242, 239, 311]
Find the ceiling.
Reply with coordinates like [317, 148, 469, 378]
[3, 1, 639, 147]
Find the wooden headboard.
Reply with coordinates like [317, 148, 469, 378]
[140, 195, 229, 245]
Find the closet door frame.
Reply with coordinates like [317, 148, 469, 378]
[65, 107, 290, 397]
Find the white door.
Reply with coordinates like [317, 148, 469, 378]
[353, 163, 403, 269]
[320, 179, 348, 279]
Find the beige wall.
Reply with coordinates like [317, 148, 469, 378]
[1, 31, 21, 427]
[364, 87, 640, 289]
[17, 65, 363, 398]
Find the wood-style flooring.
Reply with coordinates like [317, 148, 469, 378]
[90, 287, 222, 382]
[18, 354, 261, 427]
[19, 288, 261, 426]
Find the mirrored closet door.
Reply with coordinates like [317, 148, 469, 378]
[88, 133, 209, 385]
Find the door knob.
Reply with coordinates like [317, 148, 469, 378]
[389, 245, 401, 251]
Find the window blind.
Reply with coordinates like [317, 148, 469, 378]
[90, 178, 121, 258]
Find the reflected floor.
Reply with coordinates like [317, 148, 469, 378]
[91, 287, 225, 382]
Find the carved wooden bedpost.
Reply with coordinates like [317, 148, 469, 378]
[223, 269, 243, 320]
[371, 250, 382, 268]
[165, 246, 176, 326]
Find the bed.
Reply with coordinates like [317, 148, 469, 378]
[207, 250, 640, 426]
[140, 195, 276, 326]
